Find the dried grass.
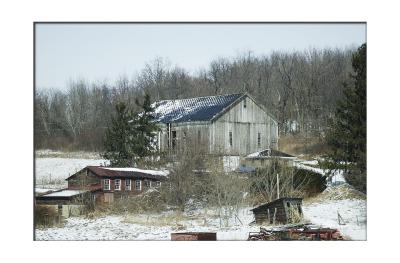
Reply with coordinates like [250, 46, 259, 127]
[279, 134, 329, 158]
[305, 183, 366, 203]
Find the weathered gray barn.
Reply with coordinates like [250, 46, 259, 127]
[152, 93, 278, 156]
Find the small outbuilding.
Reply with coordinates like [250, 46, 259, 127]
[35, 189, 92, 218]
[243, 148, 297, 169]
[251, 197, 303, 225]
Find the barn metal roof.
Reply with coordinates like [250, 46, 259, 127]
[66, 166, 168, 181]
[251, 197, 303, 212]
[246, 149, 296, 159]
[151, 93, 244, 123]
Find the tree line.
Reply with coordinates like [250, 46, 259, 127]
[35, 47, 355, 151]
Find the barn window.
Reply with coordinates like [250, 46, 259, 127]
[258, 132, 261, 147]
[125, 179, 131, 191]
[197, 130, 201, 143]
[155, 181, 161, 188]
[229, 131, 233, 146]
[243, 98, 247, 108]
[172, 130, 177, 150]
[135, 180, 142, 191]
[114, 179, 121, 191]
[103, 179, 110, 191]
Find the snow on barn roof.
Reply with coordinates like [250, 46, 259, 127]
[65, 166, 169, 181]
[41, 189, 87, 197]
[151, 93, 243, 123]
[246, 149, 296, 159]
[103, 167, 169, 177]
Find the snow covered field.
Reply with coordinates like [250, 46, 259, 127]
[35, 151, 366, 241]
[35, 208, 259, 241]
[303, 199, 366, 240]
[35, 150, 108, 188]
[35, 195, 366, 241]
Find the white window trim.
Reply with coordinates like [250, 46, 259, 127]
[125, 179, 131, 191]
[135, 180, 142, 191]
[114, 179, 121, 191]
[103, 179, 110, 191]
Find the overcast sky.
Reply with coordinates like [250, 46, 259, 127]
[35, 23, 366, 90]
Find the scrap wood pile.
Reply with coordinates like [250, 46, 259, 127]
[248, 224, 344, 241]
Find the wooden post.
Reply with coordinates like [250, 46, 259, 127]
[276, 173, 280, 199]
[338, 211, 346, 225]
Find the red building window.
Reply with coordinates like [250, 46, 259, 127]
[114, 179, 121, 191]
[103, 179, 110, 191]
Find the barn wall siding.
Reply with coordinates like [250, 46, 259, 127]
[211, 96, 278, 155]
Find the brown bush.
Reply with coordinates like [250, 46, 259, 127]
[35, 205, 63, 228]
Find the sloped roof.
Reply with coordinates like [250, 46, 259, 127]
[151, 93, 243, 123]
[40, 189, 87, 197]
[66, 166, 168, 181]
[251, 197, 303, 212]
[246, 149, 296, 159]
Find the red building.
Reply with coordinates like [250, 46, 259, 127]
[65, 166, 168, 204]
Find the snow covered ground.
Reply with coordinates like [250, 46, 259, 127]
[35, 208, 259, 241]
[303, 199, 366, 240]
[36, 191, 366, 241]
[35, 151, 366, 241]
[35, 151, 108, 188]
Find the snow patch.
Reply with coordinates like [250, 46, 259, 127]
[103, 167, 169, 177]
[36, 157, 109, 188]
[41, 189, 87, 197]
[303, 199, 366, 240]
[35, 208, 258, 241]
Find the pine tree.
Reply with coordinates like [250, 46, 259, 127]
[326, 43, 366, 192]
[102, 102, 135, 166]
[131, 94, 159, 158]
[102, 94, 159, 167]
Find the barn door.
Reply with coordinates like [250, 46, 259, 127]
[246, 123, 251, 154]
[104, 193, 114, 203]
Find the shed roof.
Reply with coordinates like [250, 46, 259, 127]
[246, 149, 296, 159]
[66, 166, 169, 181]
[41, 189, 87, 197]
[251, 197, 303, 212]
[151, 93, 243, 123]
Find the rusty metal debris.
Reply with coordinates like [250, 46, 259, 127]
[171, 232, 217, 241]
[248, 224, 344, 241]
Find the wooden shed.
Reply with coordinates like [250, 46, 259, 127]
[251, 197, 303, 225]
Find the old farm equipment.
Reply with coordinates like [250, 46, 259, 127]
[248, 224, 344, 241]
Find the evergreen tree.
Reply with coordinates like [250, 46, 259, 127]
[131, 94, 159, 158]
[102, 94, 159, 167]
[102, 102, 135, 166]
[326, 43, 366, 192]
